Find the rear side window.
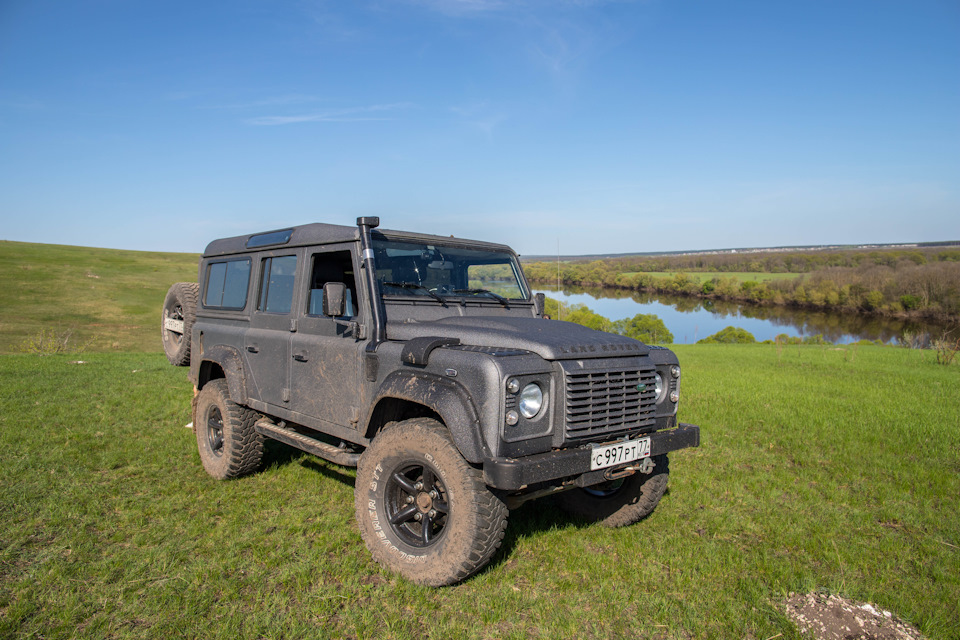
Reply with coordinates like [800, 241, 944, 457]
[258, 255, 298, 314]
[204, 259, 251, 309]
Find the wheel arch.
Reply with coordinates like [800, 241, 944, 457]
[363, 370, 492, 464]
[195, 344, 250, 405]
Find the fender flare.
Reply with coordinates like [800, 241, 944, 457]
[366, 370, 492, 464]
[195, 344, 250, 406]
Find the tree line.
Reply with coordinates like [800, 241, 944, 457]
[523, 248, 960, 320]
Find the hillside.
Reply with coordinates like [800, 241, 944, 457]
[0, 241, 198, 353]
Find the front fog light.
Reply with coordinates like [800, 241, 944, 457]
[505, 410, 519, 426]
[518, 383, 543, 419]
[653, 373, 664, 402]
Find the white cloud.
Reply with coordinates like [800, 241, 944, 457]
[406, 0, 636, 17]
[204, 95, 328, 110]
[406, 0, 507, 17]
[450, 100, 507, 138]
[245, 102, 415, 126]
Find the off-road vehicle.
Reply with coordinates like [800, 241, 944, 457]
[162, 217, 700, 586]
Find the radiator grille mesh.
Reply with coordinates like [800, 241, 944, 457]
[563, 366, 657, 442]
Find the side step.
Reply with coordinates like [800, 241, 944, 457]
[255, 419, 361, 467]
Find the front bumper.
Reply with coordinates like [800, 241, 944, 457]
[482, 423, 700, 491]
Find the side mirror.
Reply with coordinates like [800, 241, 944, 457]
[322, 282, 347, 317]
[534, 292, 546, 317]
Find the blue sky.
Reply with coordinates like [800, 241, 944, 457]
[1, 0, 958, 256]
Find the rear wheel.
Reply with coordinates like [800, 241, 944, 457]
[195, 379, 264, 480]
[355, 418, 508, 586]
[162, 282, 199, 366]
[556, 455, 669, 528]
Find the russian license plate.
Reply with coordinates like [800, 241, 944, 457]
[164, 318, 184, 333]
[590, 437, 651, 471]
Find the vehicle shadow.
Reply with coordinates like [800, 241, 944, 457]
[261, 439, 358, 486]
[479, 487, 673, 577]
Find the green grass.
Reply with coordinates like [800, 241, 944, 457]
[1, 346, 957, 639]
[0, 240, 198, 353]
[622, 271, 801, 283]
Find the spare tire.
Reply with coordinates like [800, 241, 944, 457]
[162, 282, 199, 366]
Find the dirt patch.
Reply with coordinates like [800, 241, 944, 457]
[782, 592, 927, 640]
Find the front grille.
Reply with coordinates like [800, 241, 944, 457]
[563, 366, 657, 442]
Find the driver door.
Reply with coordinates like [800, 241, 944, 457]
[288, 245, 365, 429]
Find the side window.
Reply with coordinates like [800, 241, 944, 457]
[257, 255, 298, 314]
[306, 250, 358, 317]
[204, 259, 251, 309]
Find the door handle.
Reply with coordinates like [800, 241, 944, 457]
[246, 346, 259, 353]
[293, 353, 308, 362]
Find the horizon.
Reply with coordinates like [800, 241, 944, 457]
[1, 1, 958, 255]
[4, 235, 958, 263]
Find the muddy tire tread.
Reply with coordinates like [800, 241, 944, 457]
[196, 379, 264, 479]
[557, 454, 669, 528]
[355, 418, 508, 586]
[162, 282, 199, 366]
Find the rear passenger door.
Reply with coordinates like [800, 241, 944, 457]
[244, 251, 299, 408]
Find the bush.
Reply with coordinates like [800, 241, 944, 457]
[933, 334, 960, 365]
[18, 327, 90, 355]
[698, 326, 756, 344]
[612, 314, 674, 344]
[564, 304, 614, 332]
[900, 294, 922, 310]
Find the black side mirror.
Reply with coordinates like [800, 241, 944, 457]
[534, 292, 546, 317]
[322, 282, 347, 317]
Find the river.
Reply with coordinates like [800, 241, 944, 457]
[533, 284, 951, 345]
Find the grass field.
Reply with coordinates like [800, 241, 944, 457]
[1, 345, 957, 639]
[0, 240, 198, 354]
[621, 271, 801, 283]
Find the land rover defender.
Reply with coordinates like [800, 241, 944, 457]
[161, 217, 700, 586]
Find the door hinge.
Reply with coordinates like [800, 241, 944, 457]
[282, 388, 290, 403]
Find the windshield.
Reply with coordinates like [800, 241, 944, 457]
[372, 238, 529, 301]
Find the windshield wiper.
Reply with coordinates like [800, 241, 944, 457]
[382, 281, 446, 303]
[453, 288, 509, 307]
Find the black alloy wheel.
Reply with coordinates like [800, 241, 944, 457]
[385, 462, 449, 547]
[205, 405, 225, 457]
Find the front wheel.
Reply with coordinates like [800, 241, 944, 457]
[355, 418, 508, 586]
[556, 454, 669, 528]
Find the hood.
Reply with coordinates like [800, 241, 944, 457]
[386, 316, 649, 360]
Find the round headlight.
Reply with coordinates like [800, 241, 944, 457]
[518, 383, 543, 419]
[653, 372, 665, 402]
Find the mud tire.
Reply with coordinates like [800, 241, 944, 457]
[195, 379, 264, 480]
[355, 418, 508, 586]
[556, 454, 669, 528]
[162, 282, 199, 366]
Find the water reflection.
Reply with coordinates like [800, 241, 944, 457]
[535, 284, 951, 345]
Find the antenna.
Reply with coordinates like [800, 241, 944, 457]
[557, 238, 561, 321]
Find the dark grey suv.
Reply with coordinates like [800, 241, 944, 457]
[161, 217, 699, 586]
